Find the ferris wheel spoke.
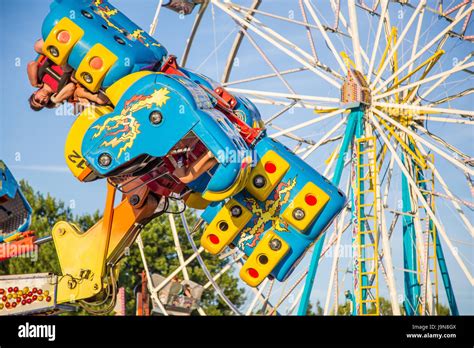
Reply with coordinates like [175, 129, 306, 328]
[223, 67, 308, 87]
[299, 0, 319, 62]
[371, 0, 428, 89]
[329, 0, 371, 67]
[416, 143, 474, 238]
[405, 3, 425, 92]
[264, 101, 299, 125]
[413, 115, 474, 125]
[373, 101, 474, 118]
[413, 124, 473, 164]
[374, 139, 402, 314]
[181, 1, 210, 67]
[348, 0, 364, 70]
[367, 0, 389, 83]
[303, 0, 348, 75]
[324, 177, 351, 315]
[221, 0, 261, 82]
[373, 5, 473, 94]
[136, 234, 170, 316]
[369, 113, 474, 286]
[374, 61, 474, 100]
[269, 124, 317, 145]
[269, 109, 345, 138]
[237, 30, 302, 101]
[245, 278, 269, 315]
[212, 0, 342, 88]
[226, 0, 343, 83]
[225, 87, 340, 105]
[414, 52, 474, 104]
[243, 7, 345, 81]
[371, 107, 474, 175]
[148, 0, 164, 36]
[425, 87, 474, 107]
[181, 214, 245, 315]
[300, 119, 346, 160]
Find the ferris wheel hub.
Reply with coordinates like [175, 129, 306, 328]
[341, 69, 372, 109]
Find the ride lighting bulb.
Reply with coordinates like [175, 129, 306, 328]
[209, 234, 220, 245]
[305, 194, 317, 206]
[89, 56, 103, 70]
[248, 268, 259, 278]
[57, 30, 70, 43]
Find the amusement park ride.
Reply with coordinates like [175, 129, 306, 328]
[0, 0, 473, 316]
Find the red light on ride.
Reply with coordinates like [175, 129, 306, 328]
[46, 296, 52, 303]
[11, 302, 17, 308]
[13, 287, 18, 293]
[90, 56, 103, 70]
[264, 162, 276, 174]
[305, 194, 317, 206]
[7, 287, 12, 293]
[248, 268, 259, 278]
[57, 30, 71, 43]
[1, 296, 7, 302]
[209, 234, 220, 245]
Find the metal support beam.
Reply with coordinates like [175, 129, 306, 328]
[297, 108, 359, 315]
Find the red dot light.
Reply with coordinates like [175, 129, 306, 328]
[248, 268, 259, 278]
[305, 194, 317, 206]
[209, 234, 220, 245]
[264, 162, 276, 174]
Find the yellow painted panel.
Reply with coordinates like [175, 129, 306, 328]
[200, 199, 252, 255]
[105, 71, 154, 106]
[185, 192, 211, 210]
[245, 150, 289, 201]
[75, 44, 118, 92]
[43, 17, 84, 65]
[239, 231, 289, 287]
[64, 105, 113, 181]
[282, 182, 330, 231]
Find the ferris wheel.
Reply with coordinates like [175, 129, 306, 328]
[132, 0, 474, 316]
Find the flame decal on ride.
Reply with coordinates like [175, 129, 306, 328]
[238, 176, 297, 249]
[91, 1, 162, 48]
[91, 0, 122, 33]
[92, 87, 171, 159]
[130, 29, 162, 48]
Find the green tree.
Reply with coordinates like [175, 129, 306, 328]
[0, 181, 245, 315]
[336, 296, 452, 315]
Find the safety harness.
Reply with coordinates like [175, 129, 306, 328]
[36, 55, 73, 93]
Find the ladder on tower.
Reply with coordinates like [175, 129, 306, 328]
[355, 136, 380, 315]
[415, 154, 439, 315]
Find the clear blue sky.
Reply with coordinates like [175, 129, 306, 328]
[0, 0, 472, 314]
